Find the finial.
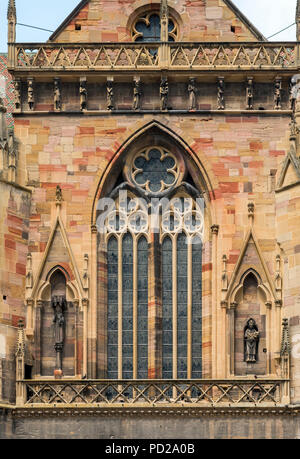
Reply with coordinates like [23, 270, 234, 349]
[7, 0, 16, 20]
[160, 0, 169, 42]
[248, 202, 255, 223]
[297, 0, 300, 40]
[55, 184, 63, 205]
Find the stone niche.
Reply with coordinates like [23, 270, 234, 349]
[234, 272, 267, 376]
[39, 269, 76, 377]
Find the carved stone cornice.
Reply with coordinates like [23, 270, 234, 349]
[11, 405, 300, 419]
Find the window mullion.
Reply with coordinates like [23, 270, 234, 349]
[133, 236, 138, 379]
[118, 236, 122, 379]
[187, 238, 192, 379]
[172, 235, 177, 381]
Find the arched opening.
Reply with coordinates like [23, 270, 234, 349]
[37, 268, 76, 377]
[95, 123, 212, 380]
[234, 272, 267, 376]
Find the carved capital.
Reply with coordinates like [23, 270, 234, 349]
[211, 224, 219, 235]
[82, 298, 89, 308]
[91, 224, 98, 235]
[36, 300, 43, 308]
[26, 298, 34, 308]
[230, 301, 238, 310]
[265, 301, 272, 309]
[275, 299, 282, 308]
[221, 300, 228, 309]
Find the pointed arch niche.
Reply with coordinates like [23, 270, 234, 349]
[227, 268, 276, 377]
[33, 266, 83, 378]
[93, 123, 214, 379]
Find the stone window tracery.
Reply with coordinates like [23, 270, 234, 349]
[103, 144, 204, 380]
[132, 11, 178, 42]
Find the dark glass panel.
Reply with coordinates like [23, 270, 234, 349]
[107, 236, 119, 379]
[192, 238, 202, 379]
[162, 236, 173, 379]
[177, 233, 187, 378]
[122, 233, 133, 379]
[137, 236, 148, 379]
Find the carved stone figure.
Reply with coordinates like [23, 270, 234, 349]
[107, 79, 114, 111]
[14, 79, 21, 111]
[160, 77, 169, 111]
[188, 78, 196, 111]
[244, 318, 260, 363]
[27, 78, 34, 111]
[217, 77, 225, 110]
[133, 77, 142, 111]
[54, 78, 61, 111]
[289, 76, 298, 112]
[52, 296, 66, 345]
[79, 79, 87, 111]
[274, 78, 282, 110]
[52, 295, 66, 371]
[246, 77, 254, 110]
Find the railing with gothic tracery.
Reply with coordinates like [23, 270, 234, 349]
[9, 42, 298, 71]
[17, 379, 287, 407]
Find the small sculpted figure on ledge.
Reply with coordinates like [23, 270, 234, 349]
[244, 318, 260, 363]
[133, 78, 142, 111]
[188, 78, 197, 111]
[28, 79, 34, 111]
[217, 77, 225, 110]
[274, 78, 282, 110]
[246, 77, 254, 110]
[54, 79, 61, 111]
[107, 80, 115, 111]
[80, 80, 87, 111]
[160, 77, 169, 111]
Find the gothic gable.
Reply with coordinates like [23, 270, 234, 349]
[49, 0, 265, 44]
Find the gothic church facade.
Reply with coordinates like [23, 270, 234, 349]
[0, 0, 300, 439]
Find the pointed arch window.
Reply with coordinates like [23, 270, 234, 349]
[132, 11, 178, 42]
[100, 142, 205, 380]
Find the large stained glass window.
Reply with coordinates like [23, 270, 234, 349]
[105, 146, 204, 381]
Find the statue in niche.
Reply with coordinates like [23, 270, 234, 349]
[244, 318, 260, 363]
[54, 79, 61, 111]
[217, 77, 225, 110]
[27, 79, 34, 111]
[52, 295, 66, 370]
[107, 80, 114, 111]
[133, 78, 142, 111]
[188, 78, 197, 111]
[160, 77, 169, 111]
[14, 80, 21, 111]
[274, 78, 282, 110]
[79, 80, 87, 111]
[246, 77, 254, 110]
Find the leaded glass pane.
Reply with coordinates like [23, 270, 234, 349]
[177, 233, 187, 379]
[137, 236, 148, 379]
[162, 236, 173, 379]
[122, 233, 133, 379]
[107, 236, 118, 379]
[192, 238, 202, 378]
